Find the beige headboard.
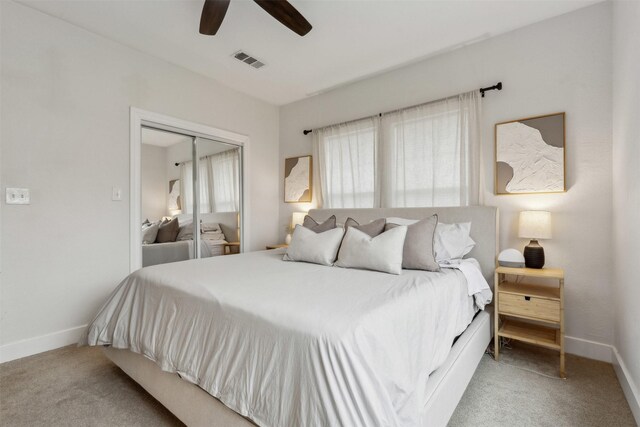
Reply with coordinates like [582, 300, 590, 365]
[308, 206, 499, 285]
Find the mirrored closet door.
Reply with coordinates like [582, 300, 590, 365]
[141, 128, 243, 267]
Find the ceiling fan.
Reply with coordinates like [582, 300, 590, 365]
[199, 0, 312, 37]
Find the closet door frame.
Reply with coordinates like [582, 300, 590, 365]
[130, 107, 249, 272]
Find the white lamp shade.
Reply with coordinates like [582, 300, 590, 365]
[518, 211, 552, 239]
[291, 212, 307, 229]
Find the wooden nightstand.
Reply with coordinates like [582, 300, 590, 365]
[223, 242, 240, 255]
[265, 244, 288, 250]
[494, 266, 565, 378]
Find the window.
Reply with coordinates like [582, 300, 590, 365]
[313, 91, 480, 208]
[313, 117, 379, 208]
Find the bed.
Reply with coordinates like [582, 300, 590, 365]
[142, 211, 239, 267]
[85, 206, 498, 426]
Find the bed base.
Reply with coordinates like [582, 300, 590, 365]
[103, 308, 492, 427]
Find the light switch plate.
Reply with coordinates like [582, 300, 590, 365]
[6, 188, 30, 205]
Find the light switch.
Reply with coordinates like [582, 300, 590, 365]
[6, 188, 30, 205]
[112, 186, 122, 201]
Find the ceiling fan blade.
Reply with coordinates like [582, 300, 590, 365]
[199, 0, 230, 35]
[253, 0, 312, 36]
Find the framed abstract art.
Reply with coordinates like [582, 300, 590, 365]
[495, 112, 566, 195]
[284, 155, 312, 203]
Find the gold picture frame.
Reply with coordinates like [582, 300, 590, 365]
[495, 112, 566, 195]
[284, 155, 312, 203]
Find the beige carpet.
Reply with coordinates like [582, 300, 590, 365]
[0, 343, 636, 426]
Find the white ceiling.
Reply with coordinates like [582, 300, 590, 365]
[21, 0, 601, 106]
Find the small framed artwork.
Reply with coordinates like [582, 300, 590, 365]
[168, 179, 181, 210]
[495, 112, 566, 195]
[284, 155, 312, 203]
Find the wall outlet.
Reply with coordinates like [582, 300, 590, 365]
[6, 188, 30, 205]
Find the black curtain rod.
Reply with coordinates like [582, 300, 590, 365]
[302, 82, 502, 135]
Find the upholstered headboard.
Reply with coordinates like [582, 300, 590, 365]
[308, 206, 498, 285]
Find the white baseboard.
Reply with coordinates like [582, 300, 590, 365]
[612, 347, 640, 424]
[0, 325, 87, 364]
[564, 335, 613, 362]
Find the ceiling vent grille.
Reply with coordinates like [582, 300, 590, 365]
[233, 51, 265, 69]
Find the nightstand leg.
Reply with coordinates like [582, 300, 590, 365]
[560, 278, 565, 378]
[494, 272, 500, 361]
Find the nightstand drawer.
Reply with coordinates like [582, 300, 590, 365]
[499, 292, 560, 322]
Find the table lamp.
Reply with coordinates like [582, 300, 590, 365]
[518, 211, 552, 269]
[285, 212, 307, 244]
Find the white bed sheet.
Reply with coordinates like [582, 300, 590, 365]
[202, 238, 227, 257]
[82, 249, 489, 427]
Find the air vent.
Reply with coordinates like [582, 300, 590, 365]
[233, 50, 266, 69]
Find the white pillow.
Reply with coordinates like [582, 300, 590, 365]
[201, 231, 226, 242]
[335, 226, 408, 275]
[434, 222, 475, 262]
[202, 222, 222, 233]
[386, 217, 475, 262]
[283, 225, 344, 266]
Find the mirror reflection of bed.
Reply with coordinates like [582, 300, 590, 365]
[140, 127, 242, 267]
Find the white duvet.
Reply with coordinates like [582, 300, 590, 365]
[82, 249, 491, 427]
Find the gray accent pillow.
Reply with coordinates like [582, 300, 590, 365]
[283, 225, 344, 266]
[344, 217, 386, 237]
[142, 222, 159, 244]
[385, 214, 440, 272]
[303, 215, 337, 233]
[156, 217, 179, 243]
[335, 226, 408, 275]
[176, 223, 194, 241]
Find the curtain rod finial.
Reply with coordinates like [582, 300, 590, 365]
[303, 129, 313, 135]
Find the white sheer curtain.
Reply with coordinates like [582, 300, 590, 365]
[380, 90, 482, 207]
[180, 162, 194, 214]
[313, 90, 481, 209]
[179, 149, 240, 214]
[312, 117, 379, 208]
[206, 149, 240, 212]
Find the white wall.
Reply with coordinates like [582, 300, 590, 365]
[166, 141, 191, 182]
[141, 144, 168, 222]
[0, 1, 279, 359]
[612, 0, 640, 419]
[280, 3, 614, 353]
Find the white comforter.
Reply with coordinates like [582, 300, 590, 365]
[82, 250, 490, 427]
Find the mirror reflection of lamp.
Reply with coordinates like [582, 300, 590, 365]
[286, 212, 307, 244]
[519, 211, 552, 269]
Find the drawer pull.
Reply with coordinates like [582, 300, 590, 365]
[524, 296, 531, 301]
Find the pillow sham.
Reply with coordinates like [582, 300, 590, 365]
[386, 217, 476, 262]
[142, 222, 159, 244]
[202, 222, 222, 233]
[335, 226, 407, 275]
[385, 214, 439, 271]
[434, 222, 475, 262]
[302, 215, 337, 233]
[201, 231, 226, 242]
[156, 217, 179, 243]
[176, 222, 194, 241]
[283, 225, 344, 266]
[344, 217, 386, 237]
